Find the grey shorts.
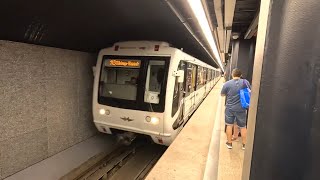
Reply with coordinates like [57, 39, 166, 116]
[225, 108, 247, 128]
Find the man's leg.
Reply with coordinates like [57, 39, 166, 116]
[232, 122, 239, 140]
[225, 108, 235, 148]
[240, 127, 247, 144]
[235, 111, 247, 149]
[226, 125, 233, 143]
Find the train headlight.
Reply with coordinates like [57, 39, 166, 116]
[145, 116, 151, 122]
[99, 109, 106, 115]
[99, 109, 110, 115]
[151, 117, 159, 125]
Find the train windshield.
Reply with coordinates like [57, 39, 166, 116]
[100, 59, 140, 101]
[98, 56, 169, 112]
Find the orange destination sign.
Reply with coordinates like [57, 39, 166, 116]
[106, 59, 141, 68]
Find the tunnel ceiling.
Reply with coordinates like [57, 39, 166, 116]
[232, 0, 260, 36]
[0, 0, 220, 67]
[226, 0, 260, 54]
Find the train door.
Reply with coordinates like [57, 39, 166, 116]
[211, 70, 214, 87]
[171, 61, 186, 130]
[191, 64, 197, 110]
[195, 65, 203, 105]
[207, 69, 212, 89]
[183, 62, 192, 117]
[180, 61, 186, 116]
[204, 68, 208, 95]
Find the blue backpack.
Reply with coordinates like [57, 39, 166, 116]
[239, 80, 251, 109]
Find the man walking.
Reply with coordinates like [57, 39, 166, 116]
[221, 68, 250, 150]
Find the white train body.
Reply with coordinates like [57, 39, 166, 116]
[93, 41, 220, 146]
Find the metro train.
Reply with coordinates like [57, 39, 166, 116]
[92, 41, 220, 146]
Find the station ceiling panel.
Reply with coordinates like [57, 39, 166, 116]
[0, 0, 219, 67]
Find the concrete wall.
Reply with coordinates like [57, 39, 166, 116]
[0, 40, 98, 179]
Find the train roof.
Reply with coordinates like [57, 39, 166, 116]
[99, 41, 219, 70]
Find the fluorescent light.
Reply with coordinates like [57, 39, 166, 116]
[187, 0, 224, 71]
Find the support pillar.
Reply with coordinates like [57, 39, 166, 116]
[226, 39, 255, 81]
[243, 0, 320, 180]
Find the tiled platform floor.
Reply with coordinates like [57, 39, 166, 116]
[216, 101, 245, 180]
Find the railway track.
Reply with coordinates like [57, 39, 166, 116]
[60, 141, 166, 180]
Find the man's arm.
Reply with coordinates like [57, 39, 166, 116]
[221, 84, 228, 96]
[245, 79, 251, 89]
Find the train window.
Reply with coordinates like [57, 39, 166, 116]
[201, 68, 205, 85]
[144, 60, 165, 104]
[212, 70, 214, 80]
[100, 67, 140, 101]
[197, 66, 204, 89]
[185, 63, 192, 95]
[179, 61, 187, 93]
[208, 69, 211, 81]
[185, 63, 196, 94]
[192, 64, 197, 91]
[204, 68, 207, 84]
[196, 66, 200, 88]
[204, 69, 206, 83]
[211, 70, 214, 80]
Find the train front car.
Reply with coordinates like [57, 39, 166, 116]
[93, 41, 176, 145]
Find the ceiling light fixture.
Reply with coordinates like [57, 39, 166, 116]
[232, 34, 240, 39]
[187, 0, 224, 71]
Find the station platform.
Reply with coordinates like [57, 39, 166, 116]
[146, 79, 244, 180]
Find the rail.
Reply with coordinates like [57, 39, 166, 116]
[60, 140, 166, 180]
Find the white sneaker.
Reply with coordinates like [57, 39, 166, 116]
[226, 142, 233, 149]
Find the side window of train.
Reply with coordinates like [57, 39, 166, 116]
[196, 66, 200, 89]
[197, 66, 204, 89]
[201, 67, 203, 87]
[213, 70, 215, 80]
[203, 68, 208, 84]
[212, 70, 214, 80]
[213, 70, 215, 79]
[185, 62, 195, 95]
[203, 68, 206, 84]
[171, 61, 186, 117]
[211, 69, 213, 80]
[187, 63, 192, 94]
[192, 64, 197, 91]
[180, 61, 187, 93]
